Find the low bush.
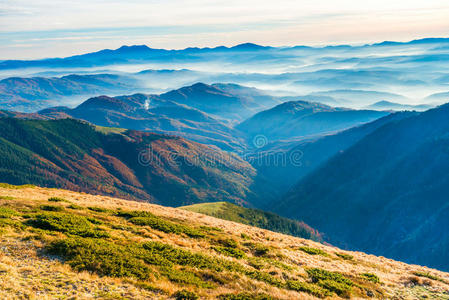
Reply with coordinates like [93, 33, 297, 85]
[240, 233, 250, 240]
[318, 279, 351, 297]
[40, 205, 64, 212]
[141, 241, 231, 271]
[218, 238, 239, 248]
[218, 292, 274, 300]
[286, 280, 331, 298]
[299, 246, 328, 256]
[67, 204, 83, 210]
[361, 273, 380, 283]
[48, 197, 68, 202]
[160, 267, 213, 288]
[118, 210, 204, 238]
[213, 246, 245, 259]
[47, 237, 151, 279]
[244, 270, 283, 288]
[26, 212, 109, 238]
[254, 244, 270, 256]
[245, 243, 270, 257]
[173, 289, 199, 300]
[306, 268, 353, 297]
[87, 206, 111, 213]
[412, 271, 444, 282]
[336, 253, 354, 260]
[0, 207, 18, 218]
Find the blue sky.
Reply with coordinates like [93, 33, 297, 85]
[1, 0, 448, 59]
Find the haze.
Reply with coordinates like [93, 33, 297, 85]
[1, 0, 449, 59]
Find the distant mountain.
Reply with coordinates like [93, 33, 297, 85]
[307, 90, 408, 106]
[36, 82, 285, 150]
[40, 93, 245, 151]
[236, 100, 388, 143]
[2, 38, 448, 71]
[0, 118, 255, 206]
[0, 43, 271, 70]
[249, 111, 416, 202]
[159, 82, 279, 122]
[181, 201, 322, 241]
[425, 91, 449, 102]
[276, 103, 449, 271]
[367, 100, 433, 111]
[0, 74, 140, 112]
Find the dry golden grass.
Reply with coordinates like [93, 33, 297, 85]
[1, 185, 449, 299]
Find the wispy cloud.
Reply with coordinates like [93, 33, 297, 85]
[0, 0, 448, 59]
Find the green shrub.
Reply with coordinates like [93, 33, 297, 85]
[0, 207, 18, 218]
[306, 268, 353, 297]
[173, 289, 199, 300]
[245, 243, 270, 257]
[218, 292, 274, 300]
[318, 279, 351, 297]
[26, 212, 109, 238]
[47, 237, 151, 279]
[118, 210, 204, 238]
[361, 273, 380, 283]
[244, 269, 283, 288]
[40, 205, 64, 212]
[134, 281, 165, 294]
[246, 257, 265, 270]
[336, 253, 354, 260]
[240, 233, 250, 240]
[218, 238, 239, 248]
[213, 246, 245, 259]
[87, 217, 103, 225]
[412, 271, 445, 283]
[87, 206, 111, 213]
[286, 280, 331, 298]
[299, 246, 328, 256]
[141, 241, 225, 271]
[160, 267, 213, 288]
[48, 197, 67, 202]
[67, 204, 83, 210]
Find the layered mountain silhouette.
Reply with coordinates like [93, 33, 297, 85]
[38, 83, 388, 151]
[0, 74, 141, 111]
[159, 82, 279, 121]
[276, 103, 449, 271]
[237, 100, 388, 143]
[367, 100, 433, 111]
[250, 111, 416, 200]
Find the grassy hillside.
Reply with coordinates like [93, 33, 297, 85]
[1, 184, 449, 299]
[0, 118, 255, 206]
[181, 202, 322, 242]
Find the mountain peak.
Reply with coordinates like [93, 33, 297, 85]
[75, 95, 134, 112]
[116, 45, 152, 52]
[230, 43, 268, 50]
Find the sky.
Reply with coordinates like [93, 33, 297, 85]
[1, 0, 449, 59]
